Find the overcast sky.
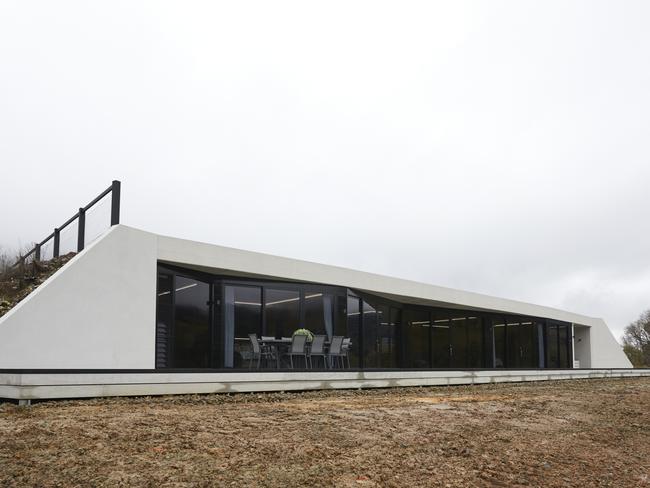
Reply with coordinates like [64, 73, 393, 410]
[1, 1, 649, 341]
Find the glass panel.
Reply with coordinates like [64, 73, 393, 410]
[521, 321, 539, 368]
[450, 315, 467, 368]
[535, 320, 546, 368]
[506, 319, 539, 368]
[403, 309, 430, 368]
[225, 285, 262, 369]
[344, 295, 361, 367]
[304, 291, 334, 338]
[265, 288, 300, 338]
[376, 306, 399, 368]
[506, 318, 520, 368]
[492, 317, 506, 368]
[155, 273, 173, 368]
[547, 323, 559, 368]
[173, 276, 211, 368]
[558, 324, 570, 368]
[362, 300, 379, 368]
[432, 314, 451, 368]
[466, 316, 483, 368]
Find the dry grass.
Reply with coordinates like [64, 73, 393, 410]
[0, 252, 75, 318]
[1, 377, 649, 487]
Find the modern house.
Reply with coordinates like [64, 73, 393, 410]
[0, 224, 645, 403]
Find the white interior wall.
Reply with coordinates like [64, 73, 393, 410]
[573, 325, 592, 368]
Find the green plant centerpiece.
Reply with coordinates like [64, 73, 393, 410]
[292, 328, 314, 342]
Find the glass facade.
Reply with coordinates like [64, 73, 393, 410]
[155, 264, 573, 371]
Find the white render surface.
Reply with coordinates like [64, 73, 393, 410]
[0, 226, 157, 368]
[1, 369, 649, 400]
[0, 224, 633, 370]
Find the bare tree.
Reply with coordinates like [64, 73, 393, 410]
[622, 310, 650, 367]
[0, 248, 15, 275]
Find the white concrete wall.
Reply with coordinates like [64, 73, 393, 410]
[0, 226, 157, 368]
[587, 318, 632, 368]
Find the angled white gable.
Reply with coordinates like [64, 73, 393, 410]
[0, 226, 157, 368]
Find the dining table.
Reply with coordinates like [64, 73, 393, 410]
[243, 336, 352, 369]
[258, 337, 292, 369]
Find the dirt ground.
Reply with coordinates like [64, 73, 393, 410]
[0, 377, 648, 487]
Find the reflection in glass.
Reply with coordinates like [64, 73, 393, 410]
[558, 324, 570, 368]
[377, 307, 400, 368]
[173, 276, 211, 368]
[403, 309, 430, 368]
[450, 316, 468, 368]
[265, 289, 300, 338]
[432, 314, 451, 368]
[224, 285, 262, 368]
[466, 317, 483, 368]
[304, 292, 334, 338]
[506, 318, 520, 367]
[362, 300, 379, 368]
[506, 319, 538, 368]
[493, 318, 506, 368]
[344, 295, 361, 367]
[547, 323, 559, 367]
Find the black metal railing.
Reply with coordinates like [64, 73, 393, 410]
[14, 180, 121, 267]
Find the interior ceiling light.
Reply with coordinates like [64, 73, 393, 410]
[266, 296, 300, 306]
[176, 283, 198, 293]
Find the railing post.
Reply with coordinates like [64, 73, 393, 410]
[77, 207, 86, 252]
[110, 180, 121, 226]
[34, 243, 41, 262]
[53, 228, 60, 258]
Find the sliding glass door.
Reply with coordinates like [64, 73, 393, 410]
[403, 309, 431, 368]
[432, 314, 451, 368]
[171, 275, 212, 368]
[224, 285, 262, 368]
[546, 321, 572, 368]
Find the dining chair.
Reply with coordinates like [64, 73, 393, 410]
[283, 334, 308, 369]
[309, 335, 327, 369]
[248, 334, 274, 369]
[342, 337, 352, 369]
[328, 336, 345, 369]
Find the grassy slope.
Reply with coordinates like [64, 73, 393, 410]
[0, 253, 75, 318]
